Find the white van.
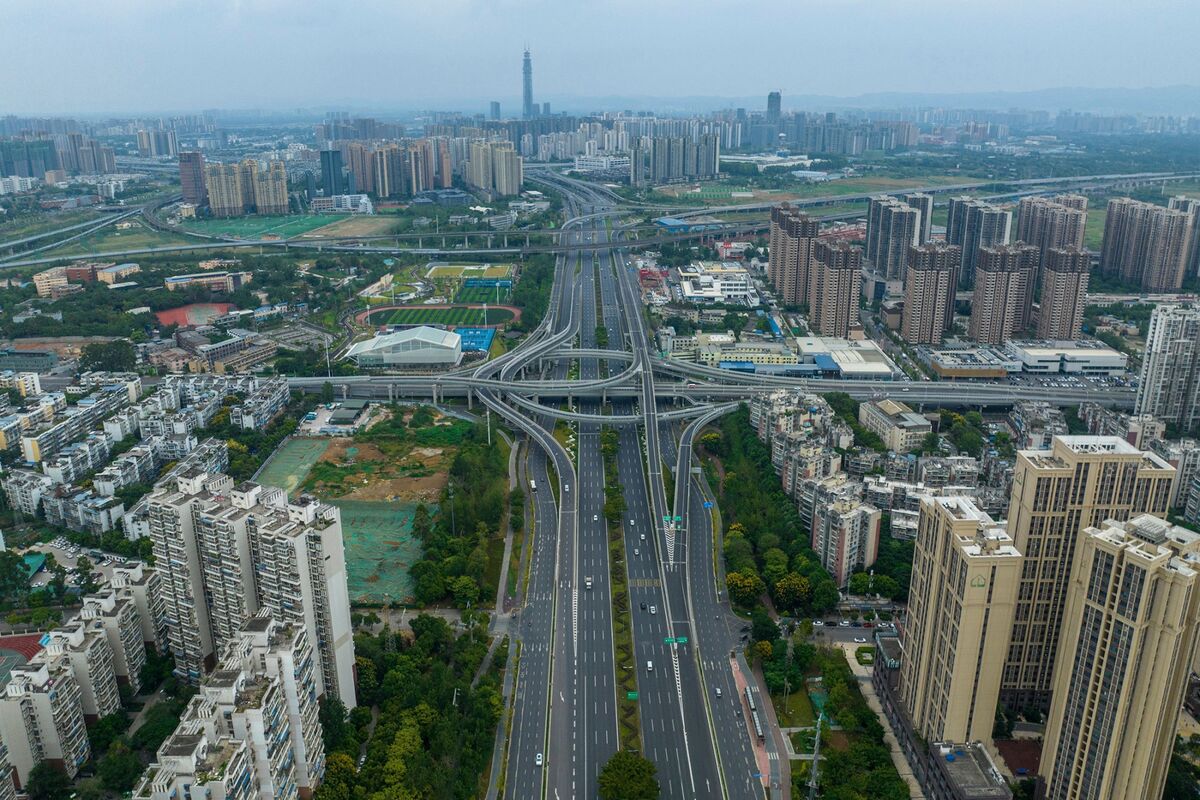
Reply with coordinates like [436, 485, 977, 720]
[646, 661, 654, 672]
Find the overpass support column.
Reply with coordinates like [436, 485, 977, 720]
[526, 234, 530, 247]
[467, 389, 473, 410]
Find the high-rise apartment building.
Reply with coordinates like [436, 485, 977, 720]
[946, 197, 1012, 289]
[900, 496, 1021, 744]
[80, 587, 148, 695]
[204, 163, 244, 218]
[178, 151, 208, 207]
[767, 205, 820, 306]
[252, 161, 289, 215]
[1016, 195, 1087, 282]
[489, 101, 501, 121]
[319, 148, 344, 198]
[810, 497, 880, 587]
[1100, 197, 1193, 290]
[968, 244, 1037, 345]
[766, 91, 782, 122]
[901, 242, 960, 344]
[1041, 515, 1200, 800]
[522, 49, 535, 119]
[465, 141, 524, 197]
[0, 658, 90, 783]
[809, 240, 861, 338]
[137, 129, 178, 158]
[146, 469, 356, 708]
[1001, 436, 1175, 711]
[866, 197, 921, 280]
[1135, 304, 1200, 431]
[1168, 194, 1200, 277]
[1036, 247, 1090, 340]
[901, 192, 934, 244]
[45, 619, 121, 721]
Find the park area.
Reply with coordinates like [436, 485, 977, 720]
[425, 263, 513, 279]
[182, 214, 333, 239]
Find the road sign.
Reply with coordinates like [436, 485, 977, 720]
[662, 516, 670, 523]
[674, 516, 682, 522]
[664, 637, 676, 644]
[677, 636, 689, 644]
[626, 691, 638, 700]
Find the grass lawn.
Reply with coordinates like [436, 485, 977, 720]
[1084, 205, 1108, 251]
[0, 209, 103, 241]
[182, 214, 332, 239]
[455, 285, 512, 304]
[34, 224, 196, 259]
[773, 688, 816, 728]
[387, 306, 514, 326]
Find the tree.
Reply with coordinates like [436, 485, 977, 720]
[598, 750, 660, 800]
[773, 572, 811, 613]
[319, 696, 351, 752]
[25, 762, 70, 800]
[98, 740, 144, 792]
[320, 381, 335, 403]
[726, 569, 765, 607]
[450, 575, 480, 608]
[847, 572, 872, 596]
[751, 607, 780, 644]
[88, 711, 131, 753]
[80, 339, 136, 372]
[74, 556, 100, 595]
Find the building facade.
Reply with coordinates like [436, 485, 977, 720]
[1135, 305, 1200, 431]
[901, 243, 960, 345]
[968, 244, 1037, 345]
[1100, 197, 1193, 291]
[809, 240, 861, 338]
[1036, 247, 1090, 340]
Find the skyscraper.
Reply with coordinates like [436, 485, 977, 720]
[946, 197, 1012, 289]
[767, 205, 820, 306]
[1100, 197, 1193, 290]
[1168, 194, 1200, 277]
[178, 151, 207, 207]
[968, 244, 1037, 345]
[1000, 436, 1175, 711]
[809, 240, 861, 338]
[901, 242, 960, 344]
[901, 192, 934, 244]
[900, 496, 1021, 744]
[866, 197, 921, 280]
[522, 48, 535, 119]
[766, 91, 781, 122]
[1015, 195, 1087, 282]
[490, 101, 501, 120]
[252, 161, 289, 215]
[319, 148, 344, 198]
[1135, 305, 1200, 430]
[1036, 246, 1090, 340]
[204, 163, 244, 218]
[1041, 515, 1200, 800]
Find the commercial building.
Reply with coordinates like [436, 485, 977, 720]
[32, 266, 70, 298]
[1036, 247, 1089, 339]
[900, 496, 1021, 744]
[308, 194, 373, 214]
[164, 270, 253, 293]
[1041, 515, 1200, 800]
[1000, 436, 1175, 711]
[866, 197, 921, 280]
[968, 244, 1037, 345]
[178, 151, 207, 207]
[767, 205, 820, 306]
[320, 148, 344, 197]
[344, 326, 463, 368]
[1015, 195, 1087, 281]
[901, 242, 960, 344]
[1101, 197, 1194, 291]
[858, 399, 932, 452]
[810, 497, 880, 586]
[946, 197, 1012, 289]
[1001, 339, 1127, 376]
[794, 337, 897, 380]
[676, 262, 757, 305]
[146, 470, 356, 708]
[809, 240, 861, 338]
[1135, 305, 1200, 430]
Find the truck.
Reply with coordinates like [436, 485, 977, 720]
[585, 576, 593, 590]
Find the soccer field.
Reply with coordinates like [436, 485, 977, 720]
[454, 285, 512, 304]
[388, 306, 515, 326]
[182, 215, 333, 239]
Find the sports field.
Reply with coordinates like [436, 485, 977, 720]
[334, 498, 424, 603]
[425, 263, 514, 279]
[255, 437, 331, 495]
[388, 306, 515, 326]
[454, 285, 512, 304]
[183, 215, 333, 239]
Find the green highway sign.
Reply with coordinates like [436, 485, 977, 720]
[677, 637, 688, 644]
[664, 637, 676, 644]
[626, 691, 638, 700]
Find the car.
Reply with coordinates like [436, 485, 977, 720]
[838, 620, 851, 627]
[851, 621, 862, 627]
[862, 622, 874, 628]
[649, 606, 657, 615]
[853, 637, 867, 644]
[715, 687, 722, 698]
[357, 754, 367, 768]
[535, 753, 543, 767]
[640, 602, 646, 610]
[646, 661, 654, 672]
[640, 533, 646, 541]
[593, 514, 598, 522]
[564, 484, 570, 492]
[633, 548, 640, 556]
[812, 620, 825, 627]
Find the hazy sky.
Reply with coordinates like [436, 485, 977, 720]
[4, 0, 1198, 114]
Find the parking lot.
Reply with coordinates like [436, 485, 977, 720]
[23, 538, 137, 588]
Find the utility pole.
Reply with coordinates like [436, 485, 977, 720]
[808, 711, 824, 800]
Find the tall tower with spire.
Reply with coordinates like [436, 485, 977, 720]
[522, 48, 535, 119]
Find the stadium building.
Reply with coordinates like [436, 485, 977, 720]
[344, 326, 462, 367]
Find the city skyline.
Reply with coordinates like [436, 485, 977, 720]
[3, 0, 1200, 114]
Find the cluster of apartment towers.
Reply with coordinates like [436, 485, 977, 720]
[884, 434, 1198, 800]
[770, 193, 1200, 346]
[0, 454, 356, 800]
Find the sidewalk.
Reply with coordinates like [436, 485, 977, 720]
[836, 642, 926, 799]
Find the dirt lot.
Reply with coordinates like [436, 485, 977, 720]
[316, 437, 449, 502]
[303, 215, 400, 238]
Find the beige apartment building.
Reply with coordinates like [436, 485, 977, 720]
[809, 240, 861, 338]
[1042, 515, 1200, 800]
[968, 244, 1038, 345]
[901, 242, 960, 344]
[1000, 436, 1175, 711]
[1101, 197, 1194, 291]
[900, 496, 1022, 744]
[768, 205, 820, 306]
[1015, 195, 1087, 281]
[1036, 247, 1090, 340]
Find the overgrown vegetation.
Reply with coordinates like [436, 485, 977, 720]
[196, 391, 318, 480]
[601, 427, 640, 750]
[510, 254, 556, 331]
[316, 614, 502, 800]
[704, 407, 840, 618]
[823, 392, 888, 453]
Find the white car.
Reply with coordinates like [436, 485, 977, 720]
[838, 620, 851, 627]
[853, 637, 867, 644]
[649, 605, 657, 615]
[535, 753, 543, 767]
[593, 515, 598, 521]
[633, 548, 640, 556]
[812, 620, 825, 627]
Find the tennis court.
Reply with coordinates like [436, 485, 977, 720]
[255, 438, 331, 495]
[334, 498, 426, 603]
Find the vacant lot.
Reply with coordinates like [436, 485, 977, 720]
[302, 215, 400, 238]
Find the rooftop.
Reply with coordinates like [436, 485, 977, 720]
[931, 742, 1012, 799]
